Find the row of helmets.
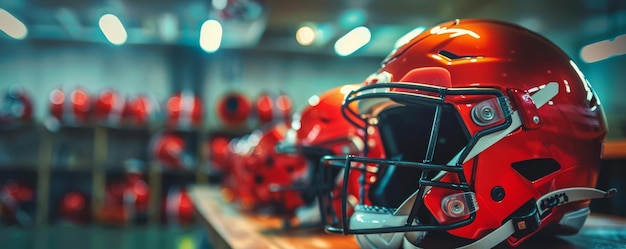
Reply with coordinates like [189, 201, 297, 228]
[210, 84, 383, 226]
[147, 91, 294, 170]
[207, 19, 612, 249]
[0, 85, 294, 130]
[0, 172, 193, 227]
[46, 87, 205, 130]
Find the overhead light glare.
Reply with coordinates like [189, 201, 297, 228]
[334, 26, 371, 57]
[0, 8, 28, 40]
[98, 14, 127, 45]
[394, 26, 426, 49]
[580, 34, 626, 63]
[296, 25, 316, 46]
[200, 19, 223, 53]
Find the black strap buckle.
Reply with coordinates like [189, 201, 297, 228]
[510, 204, 541, 239]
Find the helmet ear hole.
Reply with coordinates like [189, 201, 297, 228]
[264, 156, 274, 168]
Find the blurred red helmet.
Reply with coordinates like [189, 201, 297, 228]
[206, 135, 231, 173]
[255, 93, 273, 125]
[150, 133, 193, 170]
[166, 92, 203, 129]
[230, 123, 308, 213]
[162, 186, 195, 226]
[0, 85, 33, 126]
[277, 84, 386, 225]
[49, 87, 92, 125]
[58, 191, 91, 224]
[255, 92, 293, 126]
[1, 180, 35, 225]
[98, 172, 149, 225]
[94, 89, 125, 125]
[216, 91, 251, 127]
[123, 94, 160, 126]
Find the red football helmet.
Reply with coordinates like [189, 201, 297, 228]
[220, 135, 255, 207]
[94, 89, 125, 126]
[255, 92, 293, 126]
[162, 186, 195, 226]
[216, 91, 252, 127]
[166, 92, 203, 129]
[0, 180, 34, 225]
[206, 135, 232, 173]
[323, 19, 615, 248]
[275, 84, 386, 226]
[58, 191, 91, 224]
[49, 87, 92, 125]
[98, 171, 149, 225]
[230, 122, 308, 213]
[150, 132, 193, 170]
[123, 94, 160, 126]
[0, 85, 33, 126]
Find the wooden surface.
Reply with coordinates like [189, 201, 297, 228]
[190, 185, 626, 249]
[604, 139, 626, 159]
[189, 185, 359, 249]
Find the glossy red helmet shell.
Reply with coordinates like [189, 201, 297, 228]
[150, 133, 192, 170]
[94, 89, 125, 125]
[255, 92, 293, 126]
[166, 92, 203, 129]
[216, 91, 251, 127]
[162, 187, 195, 226]
[231, 123, 308, 212]
[289, 84, 386, 223]
[58, 191, 91, 224]
[333, 19, 609, 248]
[206, 135, 231, 173]
[123, 94, 158, 126]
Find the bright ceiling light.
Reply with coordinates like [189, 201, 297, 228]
[334, 26, 371, 56]
[200, 19, 222, 53]
[0, 8, 28, 40]
[296, 25, 316, 46]
[580, 34, 626, 63]
[98, 14, 127, 45]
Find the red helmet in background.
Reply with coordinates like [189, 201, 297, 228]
[94, 89, 125, 126]
[231, 123, 308, 213]
[0, 85, 33, 126]
[326, 19, 614, 248]
[162, 186, 195, 226]
[206, 135, 231, 173]
[123, 94, 160, 127]
[58, 191, 91, 225]
[255, 93, 274, 125]
[98, 170, 149, 226]
[150, 132, 193, 170]
[277, 84, 385, 226]
[166, 92, 203, 129]
[216, 91, 251, 127]
[1, 180, 35, 226]
[255, 92, 293, 127]
[220, 135, 255, 207]
[49, 87, 92, 125]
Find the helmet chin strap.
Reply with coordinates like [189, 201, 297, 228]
[402, 187, 616, 249]
[352, 190, 427, 249]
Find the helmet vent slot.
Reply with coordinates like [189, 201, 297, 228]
[438, 50, 478, 60]
[511, 158, 561, 181]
